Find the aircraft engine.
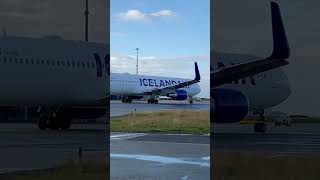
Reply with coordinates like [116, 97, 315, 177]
[167, 89, 188, 100]
[211, 88, 249, 123]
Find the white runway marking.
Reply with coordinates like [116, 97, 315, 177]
[110, 153, 210, 167]
[110, 133, 147, 140]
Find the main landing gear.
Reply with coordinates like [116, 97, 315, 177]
[253, 110, 267, 133]
[37, 107, 71, 130]
[121, 97, 132, 103]
[148, 99, 158, 104]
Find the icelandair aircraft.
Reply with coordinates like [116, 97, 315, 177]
[110, 64, 201, 104]
[0, 36, 109, 130]
[211, 2, 291, 132]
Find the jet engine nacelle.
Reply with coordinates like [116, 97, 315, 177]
[211, 88, 249, 123]
[167, 89, 188, 100]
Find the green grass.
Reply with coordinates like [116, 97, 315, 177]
[0, 160, 108, 180]
[212, 152, 320, 180]
[111, 110, 210, 135]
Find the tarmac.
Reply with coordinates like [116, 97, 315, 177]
[212, 123, 320, 154]
[110, 133, 210, 180]
[110, 100, 210, 117]
[110, 100, 210, 179]
[0, 123, 108, 174]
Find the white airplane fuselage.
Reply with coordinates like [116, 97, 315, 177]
[0, 36, 108, 107]
[213, 52, 291, 111]
[110, 73, 201, 99]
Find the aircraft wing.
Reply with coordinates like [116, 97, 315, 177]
[212, 2, 290, 88]
[145, 62, 200, 96]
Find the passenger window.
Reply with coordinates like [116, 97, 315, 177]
[250, 76, 256, 85]
[14, 58, 18, 64]
[9, 57, 12, 63]
[241, 78, 246, 85]
[46, 60, 50, 65]
[77, 61, 80, 67]
[57, 60, 60, 66]
[72, 61, 75, 67]
[30, 58, 34, 64]
[67, 61, 70, 67]
[3, 57, 7, 63]
[87, 62, 90, 68]
[61, 61, 65, 66]
[41, 60, 44, 64]
[25, 58, 29, 64]
[51, 60, 55, 66]
[36, 58, 40, 64]
[20, 58, 23, 64]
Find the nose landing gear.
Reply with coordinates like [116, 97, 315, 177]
[147, 99, 159, 104]
[37, 107, 71, 130]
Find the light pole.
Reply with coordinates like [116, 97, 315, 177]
[136, 48, 139, 75]
[84, 0, 89, 42]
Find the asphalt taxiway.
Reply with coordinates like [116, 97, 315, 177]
[110, 100, 210, 117]
[0, 123, 108, 173]
[110, 132, 210, 180]
[212, 123, 320, 154]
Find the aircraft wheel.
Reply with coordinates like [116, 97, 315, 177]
[48, 117, 59, 130]
[254, 123, 267, 133]
[154, 100, 159, 104]
[61, 118, 71, 130]
[38, 114, 48, 130]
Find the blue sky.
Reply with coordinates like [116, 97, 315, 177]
[111, 0, 210, 98]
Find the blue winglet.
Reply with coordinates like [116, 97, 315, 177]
[195, 62, 200, 81]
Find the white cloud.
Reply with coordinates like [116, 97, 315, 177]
[110, 53, 210, 98]
[116, 9, 176, 23]
[111, 32, 128, 38]
[150, 10, 175, 17]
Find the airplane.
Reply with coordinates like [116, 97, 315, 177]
[211, 2, 291, 133]
[110, 63, 201, 104]
[0, 36, 109, 130]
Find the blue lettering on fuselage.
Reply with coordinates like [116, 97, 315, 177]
[138, 78, 189, 88]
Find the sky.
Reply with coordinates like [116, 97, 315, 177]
[111, 0, 210, 98]
[0, 0, 109, 43]
[213, 0, 320, 116]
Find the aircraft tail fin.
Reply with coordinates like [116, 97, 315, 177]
[195, 62, 200, 81]
[270, 1, 290, 59]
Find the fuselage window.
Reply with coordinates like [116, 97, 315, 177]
[25, 58, 29, 64]
[41, 59, 44, 64]
[14, 58, 18, 64]
[20, 58, 23, 64]
[57, 60, 60, 66]
[51, 60, 55, 66]
[46, 60, 50, 65]
[81, 62, 85, 68]
[241, 78, 246, 85]
[3, 57, 7, 63]
[30, 58, 34, 64]
[76, 61, 80, 67]
[9, 57, 12, 63]
[61, 60, 65, 66]
[67, 61, 70, 67]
